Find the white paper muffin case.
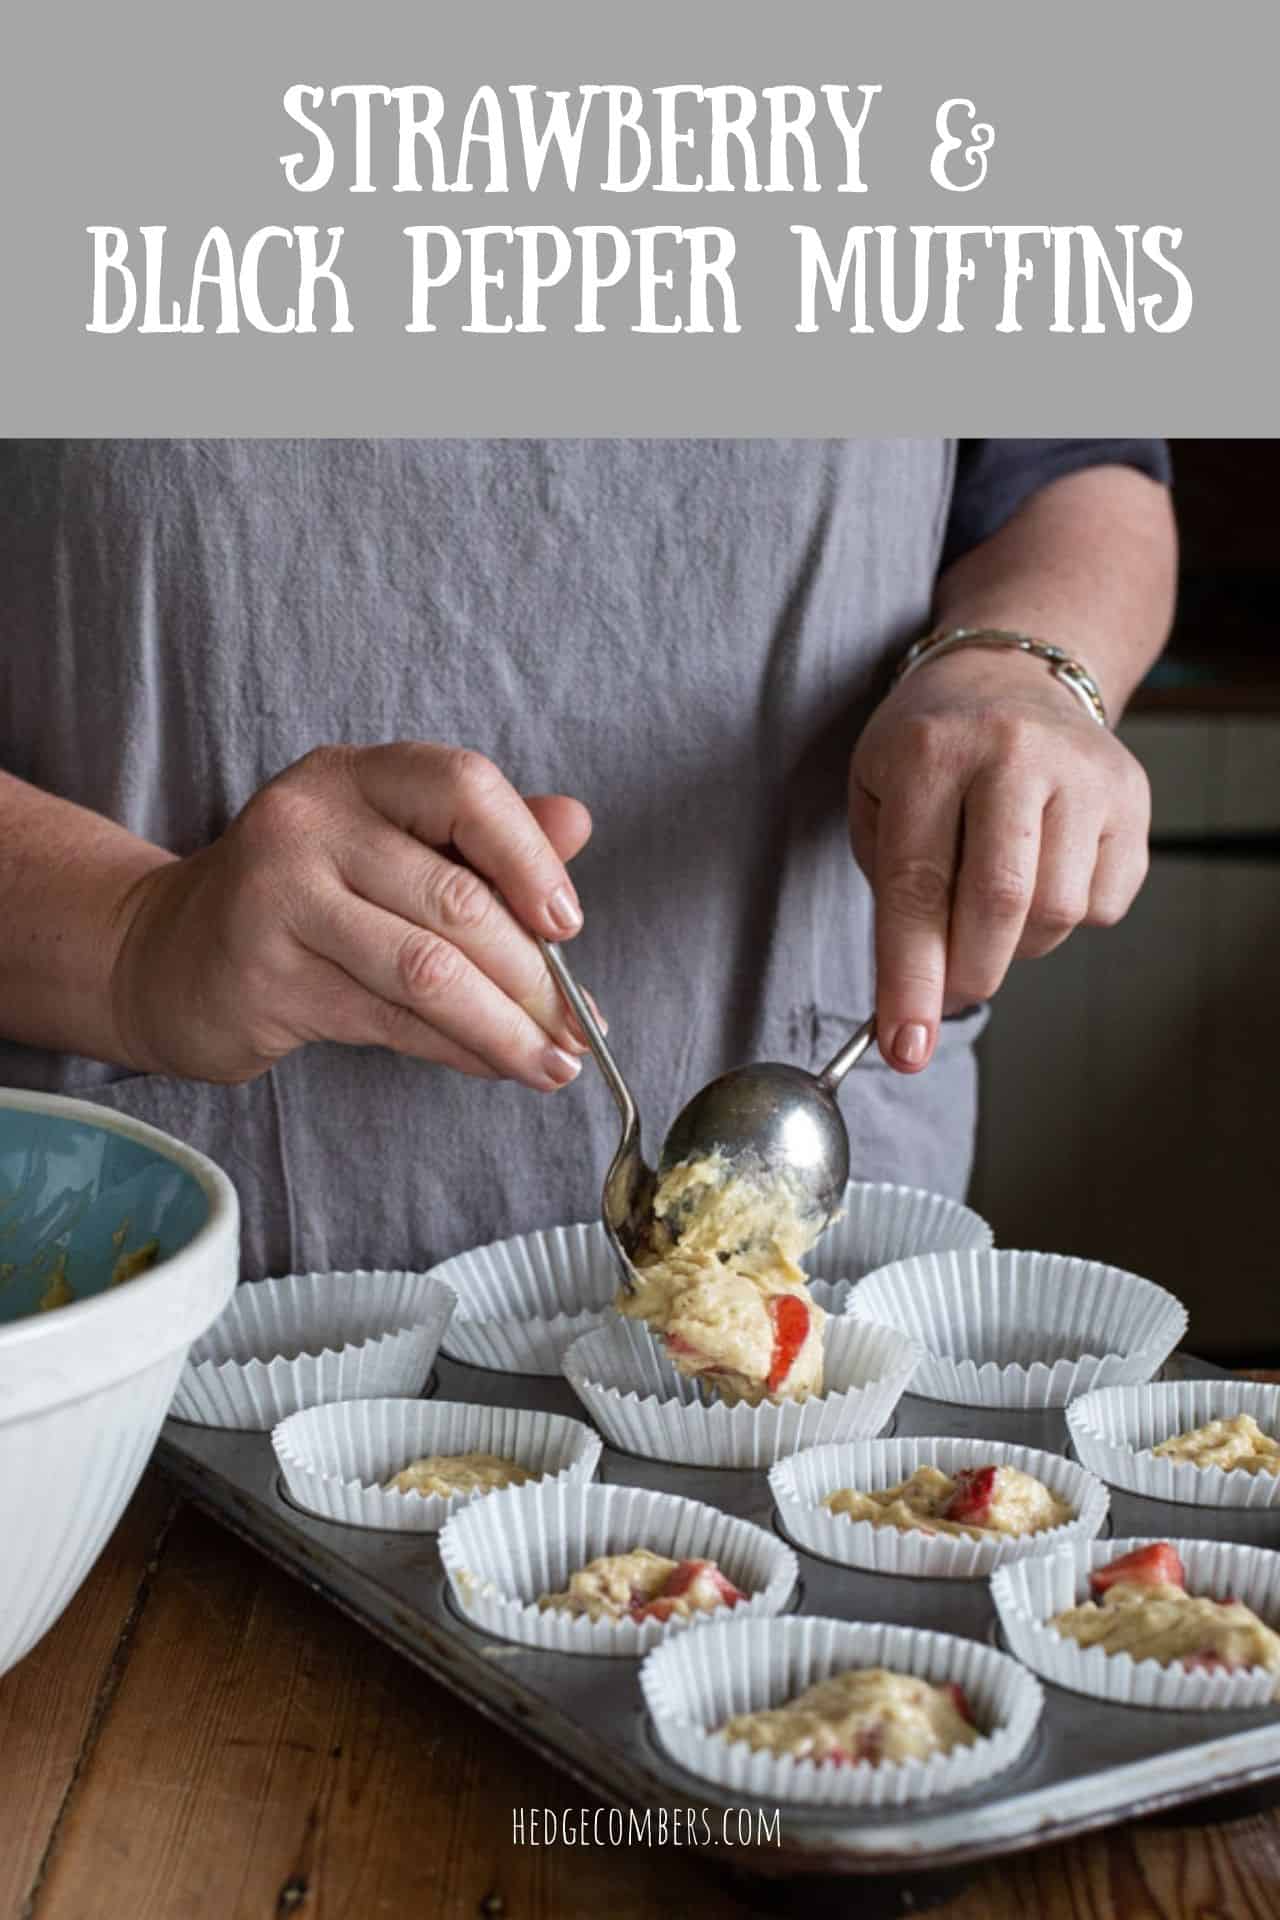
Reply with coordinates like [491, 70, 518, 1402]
[991, 1536, 1280, 1710]
[560, 1316, 922, 1470]
[431, 1222, 616, 1374]
[1066, 1381, 1280, 1511]
[438, 1479, 797, 1656]
[170, 1270, 454, 1430]
[640, 1616, 1044, 1809]
[271, 1397, 603, 1531]
[806, 1278, 856, 1316]
[848, 1250, 1187, 1409]
[804, 1180, 993, 1294]
[769, 1437, 1109, 1580]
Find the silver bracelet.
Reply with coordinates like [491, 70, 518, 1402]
[892, 627, 1109, 729]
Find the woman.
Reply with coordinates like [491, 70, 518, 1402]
[0, 438, 1174, 1275]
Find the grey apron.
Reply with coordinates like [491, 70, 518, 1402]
[0, 440, 985, 1278]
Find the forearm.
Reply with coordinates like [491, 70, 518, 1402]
[0, 771, 174, 1065]
[932, 464, 1177, 718]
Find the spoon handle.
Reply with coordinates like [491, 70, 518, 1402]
[536, 937, 639, 1135]
[814, 1014, 878, 1093]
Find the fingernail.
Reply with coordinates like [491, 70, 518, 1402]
[894, 1022, 930, 1067]
[541, 1045, 582, 1088]
[547, 885, 582, 936]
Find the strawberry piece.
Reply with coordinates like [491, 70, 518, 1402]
[940, 1466, 998, 1527]
[1089, 1542, 1186, 1598]
[630, 1558, 747, 1622]
[663, 1334, 733, 1378]
[632, 1595, 677, 1623]
[659, 1558, 746, 1606]
[815, 1726, 883, 1767]
[767, 1295, 811, 1393]
[1183, 1651, 1236, 1674]
[944, 1683, 975, 1725]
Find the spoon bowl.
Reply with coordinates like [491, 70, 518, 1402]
[538, 930, 878, 1280]
[659, 1062, 849, 1226]
[659, 1018, 878, 1238]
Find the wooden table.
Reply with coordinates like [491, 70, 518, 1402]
[6, 1426, 1280, 1920]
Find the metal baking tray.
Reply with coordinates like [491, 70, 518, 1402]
[156, 1349, 1280, 1877]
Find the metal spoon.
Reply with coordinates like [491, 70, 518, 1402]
[537, 938, 652, 1295]
[657, 1018, 879, 1237]
[540, 928, 876, 1281]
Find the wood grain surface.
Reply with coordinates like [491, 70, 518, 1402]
[6, 1417, 1280, 1920]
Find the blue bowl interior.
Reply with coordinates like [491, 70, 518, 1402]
[0, 1108, 210, 1326]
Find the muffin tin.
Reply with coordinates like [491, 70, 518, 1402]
[158, 1339, 1280, 1877]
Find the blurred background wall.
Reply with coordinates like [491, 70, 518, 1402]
[970, 441, 1279, 1365]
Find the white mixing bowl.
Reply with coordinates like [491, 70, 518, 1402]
[0, 1089, 239, 1675]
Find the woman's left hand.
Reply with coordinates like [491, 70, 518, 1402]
[849, 645, 1151, 1073]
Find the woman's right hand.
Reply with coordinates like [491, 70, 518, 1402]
[109, 743, 595, 1090]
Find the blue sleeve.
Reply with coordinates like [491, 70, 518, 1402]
[942, 439, 1172, 570]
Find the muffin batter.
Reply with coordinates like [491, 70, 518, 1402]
[37, 1251, 73, 1313]
[385, 1451, 533, 1498]
[721, 1668, 979, 1768]
[1050, 1542, 1280, 1678]
[1151, 1412, 1280, 1476]
[825, 1463, 1072, 1539]
[110, 1238, 159, 1287]
[538, 1548, 747, 1623]
[617, 1154, 826, 1407]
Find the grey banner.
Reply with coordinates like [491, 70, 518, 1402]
[2, 1, 1273, 433]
